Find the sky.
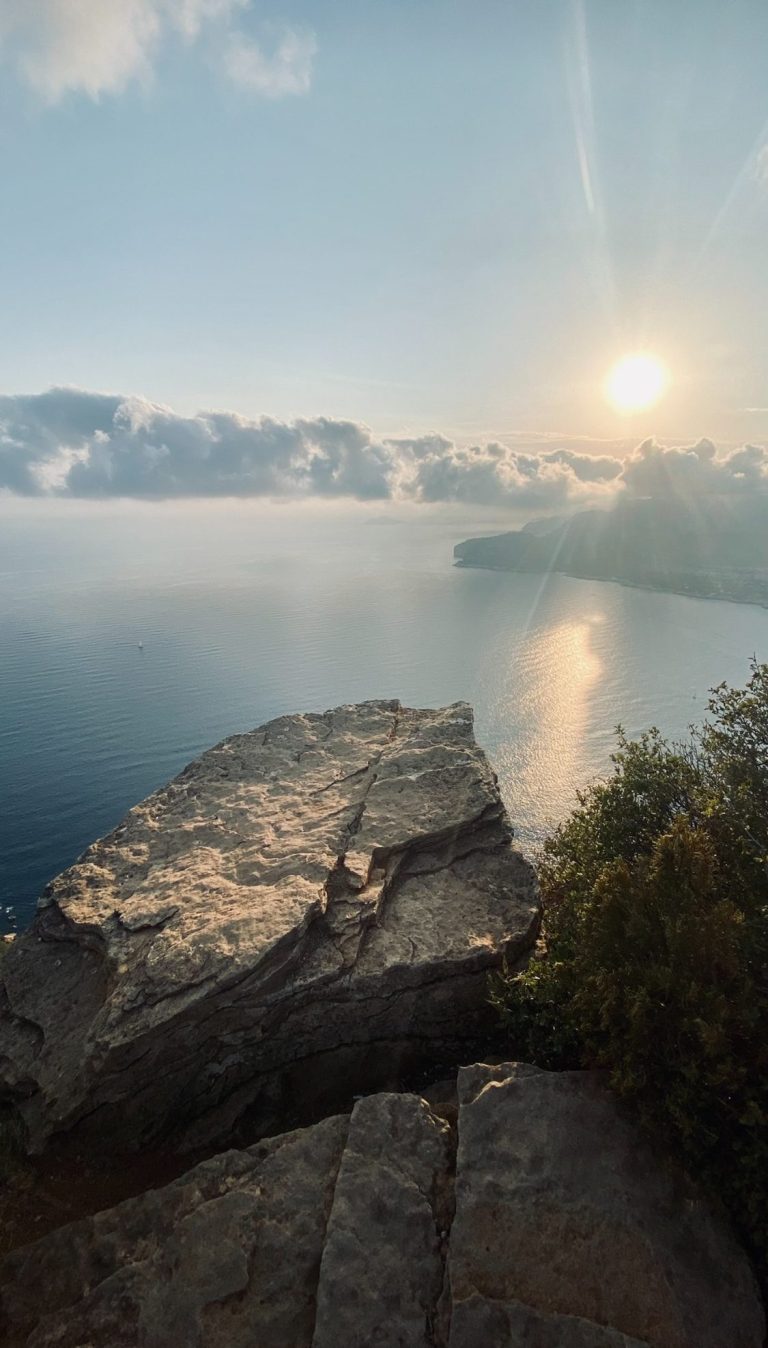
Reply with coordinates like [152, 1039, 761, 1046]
[0, 0, 767, 508]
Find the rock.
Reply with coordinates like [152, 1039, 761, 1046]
[312, 1093, 452, 1348]
[0, 700, 538, 1155]
[0, 1112, 350, 1348]
[1, 1067, 763, 1348]
[447, 1297, 650, 1347]
[447, 1063, 764, 1348]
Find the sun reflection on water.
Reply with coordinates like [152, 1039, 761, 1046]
[485, 614, 603, 846]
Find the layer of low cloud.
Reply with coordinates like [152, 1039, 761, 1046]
[0, 1, 315, 102]
[2, 387, 767, 510]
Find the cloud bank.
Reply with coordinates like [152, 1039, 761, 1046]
[1, 387, 766, 509]
[0, 2, 315, 102]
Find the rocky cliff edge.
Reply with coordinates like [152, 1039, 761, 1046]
[0, 700, 538, 1155]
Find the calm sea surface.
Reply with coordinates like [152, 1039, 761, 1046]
[2, 504, 767, 933]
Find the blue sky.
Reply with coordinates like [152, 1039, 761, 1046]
[1, 0, 767, 470]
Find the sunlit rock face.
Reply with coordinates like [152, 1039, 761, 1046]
[1, 1067, 763, 1348]
[0, 700, 538, 1155]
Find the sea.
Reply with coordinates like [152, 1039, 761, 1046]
[2, 501, 767, 934]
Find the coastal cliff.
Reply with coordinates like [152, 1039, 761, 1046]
[0, 701, 763, 1347]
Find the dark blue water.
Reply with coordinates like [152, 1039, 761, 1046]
[2, 502, 767, 933]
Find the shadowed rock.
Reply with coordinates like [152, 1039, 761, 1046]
[0, 700, 538, 1155]
[0, 1068, 762, 1348]
[447, 1063, 764, 1347]
[0, 1113, 350, 1348]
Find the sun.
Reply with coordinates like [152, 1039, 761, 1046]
[604, 353, 668, 414]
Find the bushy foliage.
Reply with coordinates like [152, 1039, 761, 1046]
[491, 661, 768, 1277]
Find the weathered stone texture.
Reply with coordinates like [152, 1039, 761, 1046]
[0, 1113, 348, 1348]
[0, 700, 761, 1347]
[447, 1063, 764, 1348]
[0, 701, 538, 1154]
[1, 1068, 763, 1348]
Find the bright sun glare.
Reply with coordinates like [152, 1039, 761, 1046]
[605, 353, 668, 414]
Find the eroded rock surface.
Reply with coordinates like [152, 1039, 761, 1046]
[0, 700, 538, 1154]
[0, 1112, 350, 1348]
[0, 1068, 762, 1348]
[448, 1063, 763, 1348]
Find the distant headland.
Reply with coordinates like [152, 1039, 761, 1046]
[454, 494, 768, 608]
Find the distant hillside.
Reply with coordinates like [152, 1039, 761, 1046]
[454, 495, 768, 607]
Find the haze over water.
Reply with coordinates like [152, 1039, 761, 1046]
[2, 505, 766, 933]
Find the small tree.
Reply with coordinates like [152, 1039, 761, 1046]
[491, 661, 768, 1278]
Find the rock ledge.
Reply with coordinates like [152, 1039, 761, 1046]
[0, 700, 538, 1154]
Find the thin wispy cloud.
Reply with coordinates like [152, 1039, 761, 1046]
[223, 27, 316, 98]
[0, 1, 315, 103]
[1, 388, 766, 507]
[754, 143, 768, 190]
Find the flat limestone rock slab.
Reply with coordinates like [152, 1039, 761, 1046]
[0, 700, 538, 1154]
[0, 1069, 763, 1348]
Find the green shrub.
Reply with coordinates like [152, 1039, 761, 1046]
[491, 661, 768, 1278]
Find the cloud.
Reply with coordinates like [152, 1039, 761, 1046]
[223, 27, 316, 98]
[1, 388, 766, 508]
[401, 439, 621, 509]
[540, 448, 623, 483]
[0, 388, 122, 494]
[754, 143, 768, 190]
[0, 389, 395, 500]
[0, 1, 314, 103]
[621, 437, 768, 498]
